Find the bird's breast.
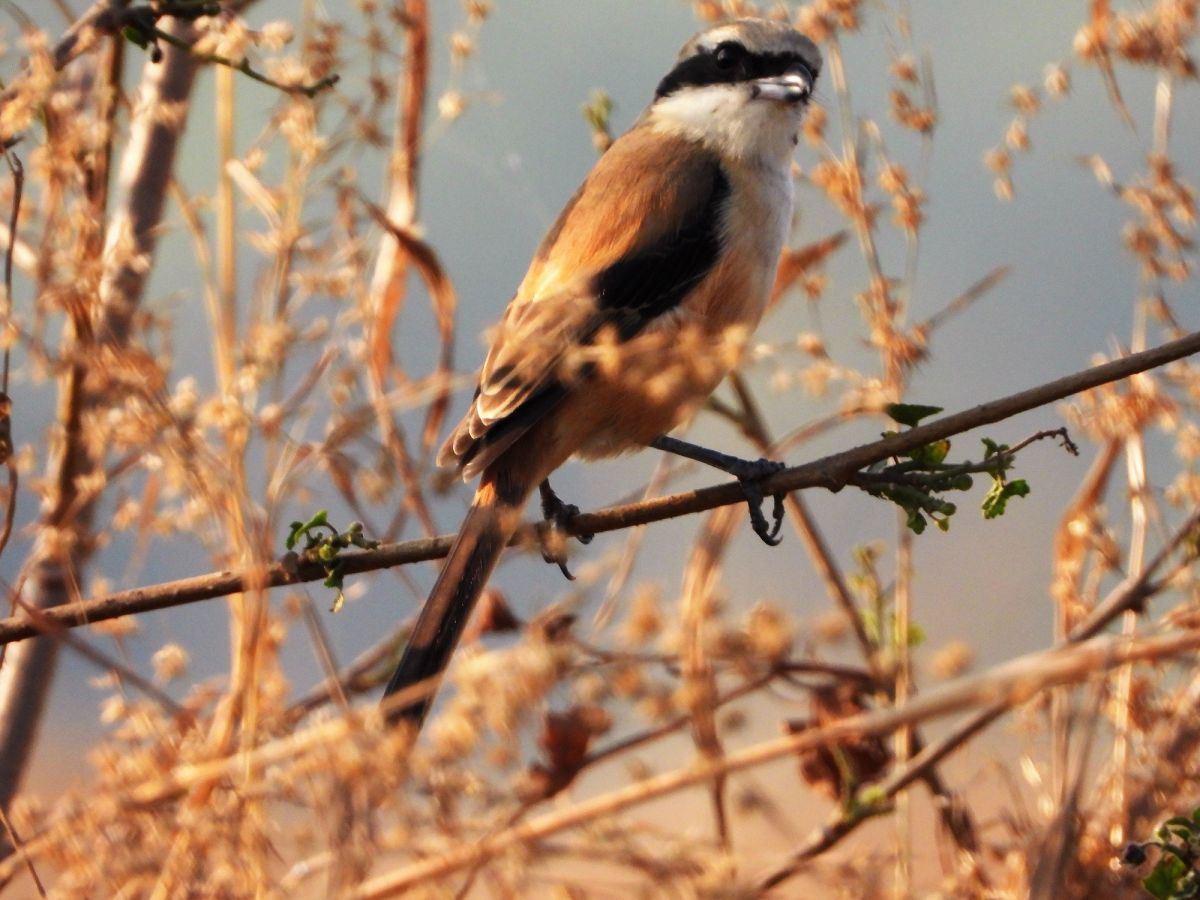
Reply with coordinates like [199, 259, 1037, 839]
[565, 159, 795, 459]
[687, 157, 793, 329]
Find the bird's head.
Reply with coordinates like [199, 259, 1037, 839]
[646, 19, 822, 164]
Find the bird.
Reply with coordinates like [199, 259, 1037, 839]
[383, 18, 822, 727]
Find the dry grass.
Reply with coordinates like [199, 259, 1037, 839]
[0, 0, 1198, 896]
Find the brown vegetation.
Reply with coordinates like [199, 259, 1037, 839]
[0, 0, 1198, 896]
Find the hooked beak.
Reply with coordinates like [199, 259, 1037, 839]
[750, 65, 814, 104]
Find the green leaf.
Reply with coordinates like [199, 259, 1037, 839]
[330, 589, 346, 614]
[885, 403, 943, 427]
[1144, 854, 1189, 899]
[907, 438, 951, 465]
[856, 784, 888, 810]
[282, 512, 377, 612]
[122, 25, 151, 49]
[982, 479, 1030, 519]
[285, 521, 304, 550]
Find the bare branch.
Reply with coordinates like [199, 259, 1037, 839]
[349, 627, 1200, 897]
[2, 330, 1198, 647]
[0, 12, 200, 819]
[757, 504, 1200, 890]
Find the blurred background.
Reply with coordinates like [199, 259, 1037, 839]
[1, 0, 1197, 884]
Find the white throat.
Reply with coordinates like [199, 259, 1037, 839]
[645, 84, 805, 169]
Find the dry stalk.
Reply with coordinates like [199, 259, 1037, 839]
[0, 13, 200, 818]
[351, 627, 1200, 897]
[759, 503, 1200, 890]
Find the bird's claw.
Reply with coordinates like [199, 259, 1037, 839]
[729, 458, 786, 546]
[538, 481, 594, 580]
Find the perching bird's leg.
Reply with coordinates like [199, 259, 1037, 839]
[538, 479, 594, 580]
[650, 434, 786, 545]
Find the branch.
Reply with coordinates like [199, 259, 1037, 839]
[1, 329, 1197, 646]
[0, 1, 213, 144]
[0, 538, 449, 646]
[348, 627, 1200, 897]
[1069, 506, 1200, 642]
[0, 11, 201, 821]
[147, 23, 339, 97]
[572, 329, 1200, 536]
[756, 505, 1200, 890]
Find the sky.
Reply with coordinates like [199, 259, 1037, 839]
[3, 1, 1197, 813]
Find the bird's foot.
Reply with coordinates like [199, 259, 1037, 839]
[538, 480, 594, 580]
[725, 457, 787, 546]
[649, 435, 786, 546]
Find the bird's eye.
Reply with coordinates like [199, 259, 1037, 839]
[713, 42, 744, 69]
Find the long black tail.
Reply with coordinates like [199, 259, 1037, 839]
[382, 470, 531, 726]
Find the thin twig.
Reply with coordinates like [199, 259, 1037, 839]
[1069, 507, 1200, 642]
[757, 505, 1200, 890]
[0, 801, 45, 896]
[0, 147, 22, 563]
[679, 504, 739, 849]
[9, 598, 188, 717]
[727, 373, 877, 667]
[147, 24, 339, 97]
[2, 330, 1197, 646]
[286, 628, 405, 721]
[728, 368, 985, 872]
[919, 266, 1009, 335]
[760, 705, 1003, 890]
[0, 1, 217, 143]
[348, 627, 1200, 897]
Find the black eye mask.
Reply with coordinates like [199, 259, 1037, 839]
[655, 42, 819, 100]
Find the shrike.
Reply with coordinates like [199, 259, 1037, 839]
[383, 18, 821, 725]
